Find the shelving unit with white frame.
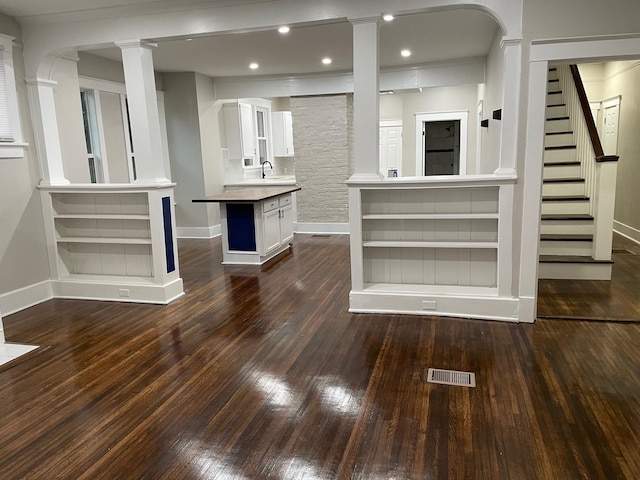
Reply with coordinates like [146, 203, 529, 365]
[348, 175, 518, 321]
[39, 184, 184, 304]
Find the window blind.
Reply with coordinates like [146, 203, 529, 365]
[0, 47, 15, 142]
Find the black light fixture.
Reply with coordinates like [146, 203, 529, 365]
[481, 119, 489, 128]
[492, 109, 502, 120]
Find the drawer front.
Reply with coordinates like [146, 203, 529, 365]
[279, 194, 292, 207]
[263, 199, 279, 213]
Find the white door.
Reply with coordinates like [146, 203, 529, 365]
[280, 205, 294, 244]
[379, 121, 402, 177]
[601, 97, 620, 156]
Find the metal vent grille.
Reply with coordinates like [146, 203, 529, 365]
[427, 368, 476, 387]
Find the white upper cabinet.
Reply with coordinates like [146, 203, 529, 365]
[223, 102, 257, 165]
[272, 111, 294, 157]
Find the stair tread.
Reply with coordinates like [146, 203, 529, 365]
[546, 131, 573, 135]
[545, 145, 576, 150]
[540, 234, 593, 241]
[547, 103, 566, 107]
[539, 255, 613, 264]
[544, 161, 580, 166]
[543, 177, 585, 183]
[548, 91, 562, 95]
[542, 195, 590, 201]
[541, 213, 593, 220]
[547, 116, 570, 121]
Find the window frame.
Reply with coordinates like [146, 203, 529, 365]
[0, 33, 27, 159]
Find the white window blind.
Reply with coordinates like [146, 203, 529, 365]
[0, 47, 14, 142]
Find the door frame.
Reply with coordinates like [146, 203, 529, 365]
[415, 111, 468, 176]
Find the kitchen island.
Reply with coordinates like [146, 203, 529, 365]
[193, 185, 301, 265]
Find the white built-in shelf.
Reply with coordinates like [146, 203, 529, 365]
[53, 214, 150, 220]
[362, 240, 499, 249]
[363, 283, 497, 295]
[56, 236, 152, 244]
[362, 213, 499, 220]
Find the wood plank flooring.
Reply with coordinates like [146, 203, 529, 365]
[538, 232, 640, 320]
[1, 234, 640, 479]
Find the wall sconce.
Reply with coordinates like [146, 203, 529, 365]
[481, 119, 489, 128]
[492, 109, 502, 120]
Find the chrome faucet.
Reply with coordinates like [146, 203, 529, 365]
[261, 160, 273, 178]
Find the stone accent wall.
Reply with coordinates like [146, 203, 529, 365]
[291, 95, 352, 224]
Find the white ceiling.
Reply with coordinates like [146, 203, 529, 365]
[0, 0, 500, 78]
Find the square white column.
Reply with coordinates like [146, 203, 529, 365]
[26, 78, 69, 185]
[495, 38, 522, 176]
[350, 17, 382, 181]
[117, 40, 169, 183]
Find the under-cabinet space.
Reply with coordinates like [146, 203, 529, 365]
[363, 247, 497, 288]
[57, 243, 153, 278]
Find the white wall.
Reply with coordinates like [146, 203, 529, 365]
[195, 73, 224, 228]
[601, 61, 640, 236]
[52, 57, 90, 183]
[0, 14, 51, 313]
[99, 91, 130, 183]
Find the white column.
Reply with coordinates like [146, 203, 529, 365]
[26, 78, 69, 185]
[518, 60, 548, 323]
[495, 37, 522, 176]
[116, 40, 169, 183]
[350, 17, 382, 180]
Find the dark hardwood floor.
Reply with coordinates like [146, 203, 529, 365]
[2, 234, 640, 479]
[538, 232, 640, 321]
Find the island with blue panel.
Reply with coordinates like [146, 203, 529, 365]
[193, 185, 301, 265]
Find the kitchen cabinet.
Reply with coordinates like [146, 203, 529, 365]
[193, 185, 300, 265]
[223, 102, 257, 165]
[272, 111, 294, 157]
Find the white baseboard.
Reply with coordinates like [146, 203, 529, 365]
[0, 280, 53, 316]
[294, 222, 350, 235]
[177, 224, 221, 239]
[349, 290, 520, 323]
[614, 220, 640, 245]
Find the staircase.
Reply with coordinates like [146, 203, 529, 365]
[538, 67, 614, 280]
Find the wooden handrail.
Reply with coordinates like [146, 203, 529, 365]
[569, 65, 609, 160]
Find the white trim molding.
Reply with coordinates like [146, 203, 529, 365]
[614, 221, 640, 246]
[294, 222, 350, 235]
[0, 280, 53, 316]
[177, 224, 222, 239]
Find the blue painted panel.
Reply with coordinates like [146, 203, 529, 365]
[162, 196, 176, 273]
[227, 203, 256, 251]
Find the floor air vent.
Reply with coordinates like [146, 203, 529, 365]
[427, 368, 476, 388]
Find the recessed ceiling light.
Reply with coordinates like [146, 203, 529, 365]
[185, 38, 193, 42]
[322, 57, 332, 65]
[383, 14, 394, 21]
[249, 62, 259, 70]
[379, 90, 395, 95]
[401, 49, 411, 57]
[278, 26, 290, 34]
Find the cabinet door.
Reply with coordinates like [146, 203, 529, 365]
[279, 205, 294, 244]
[239, 103, 256, 164]
[263, 208, 281, 253]
[283, 111, 294, 155]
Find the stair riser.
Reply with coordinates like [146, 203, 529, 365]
[546, 104, 566, 118]
[548, 70, 559, 81]
[545, 133, 574, 147]
[543, 164, 581, 180]
[540, 221, 593, 235]
[539, 241, 593, 256]
[547, 92, 563, 105]
[538, 262, 612, 280]
[544, 148, 577, 163]
[546, 118, 571, 132]
[541, 201, 591, 215]
[542, 182, 585, 196]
